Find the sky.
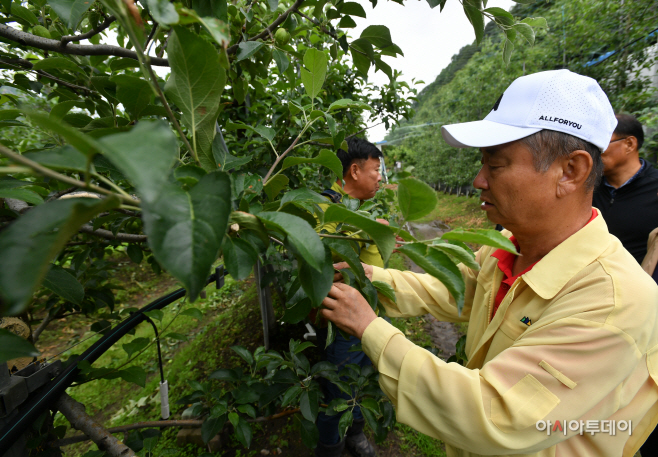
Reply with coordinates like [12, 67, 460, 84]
[349, 0, 516, 142]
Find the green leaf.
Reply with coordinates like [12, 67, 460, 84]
[191, 0, 227, 22]
[42, 264, 84, 304]
[521, 16, 548, 29]
[0, 188, 43, 205]
[109, 58, 140, 72]
[513, 22, 535, 45]
[99, 120, 177, 203]
[300, 48, 328, 100]
[299, 245, 333, 307]
[46, 0, 94, 28]
[338, 409, 353, 440]
[323, 237, 366, 285]
[397, 177, 438, 222]
[180, 307, 204, 320]
[258, 211, 326, 272]
[111, 75, 152, 120]
[463, 3, 485, 44]
[338, 15, 356, 28]
[397, 243, 465, 312]
[199, 16, 230, 47]
[24, 146, 87, 172]
[236, 41, 264, 61]
[282, 297, 312, 324]
[32, 57, 84, 74]
[425, 0, 447, 10]
[0, 329, 39, 364]
[126, 244, 143, 264]
[116, 366, 147, 387]
[202, 415, 226, 444]
[281, 149, 343, 179]
[267, 0, 277, 11]
[338, 2, 366, 17]
[299, 390, 319, 422]
[163, 332, 188, 341]
[264, 174, 289, 201]
[165, 27, 226, 172]
[323, 205, 396, 263]
[484, 6, 513, 26]
[233, 417, 252, 448]
[272, 49, 289, 73]
[146, 0, 180, 25]
[122, 337, 150, 359]
[144, 310, 164, 321]
[327, 98, 372, 112]
[0, 197, 119, 315]
[372, 280, 396, 304]
[502, 38, 514, 66]
[228, 412, 239, 427]
[11, 4, 38, 25]
[359, 25, 393, 49]
[297, 417, 319, 448]
[231, 345, 254, 366]
[281, 385, 302, 406]
[430, 242, 479, 271]
[24, 110, 102, 157]
[281, 188, 328, 206]
[141, 172, 232, 302]
[442, 229, 518, 254]
[221, 236, 257, 280]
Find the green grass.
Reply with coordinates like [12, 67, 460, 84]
[418, 191, 493, 230]
[395, 424, 447, 457]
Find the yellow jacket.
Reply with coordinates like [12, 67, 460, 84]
[317, 181, 383, 268]
[363, 211, 658, 457]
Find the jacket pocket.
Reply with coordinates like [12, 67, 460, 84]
[491, 374, 560, 433]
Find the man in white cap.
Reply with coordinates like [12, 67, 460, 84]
[320, 70, 658, 456]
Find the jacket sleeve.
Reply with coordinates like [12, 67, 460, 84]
[361, 301, 643, 454]
[370, 246, 487, 322]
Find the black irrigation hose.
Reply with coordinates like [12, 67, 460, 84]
[0, 267, 227, 451]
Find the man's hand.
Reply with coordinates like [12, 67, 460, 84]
[321, 283, 377, 339]
[376, 218, 389, 226]
[332, 262, 373, 282]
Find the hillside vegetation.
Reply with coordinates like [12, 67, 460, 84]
[385, 0, 658, 187]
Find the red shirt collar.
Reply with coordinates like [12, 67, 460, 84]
[489, 209, 597, 318]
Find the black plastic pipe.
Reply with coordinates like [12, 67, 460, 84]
[0, 268, 225, 452]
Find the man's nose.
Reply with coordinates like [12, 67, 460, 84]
[377, 172, 382, 183]
[473, 167, 488, 190]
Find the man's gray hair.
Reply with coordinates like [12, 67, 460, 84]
[520, 130, 603, 190]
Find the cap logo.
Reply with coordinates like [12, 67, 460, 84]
[538, 115, 582, 130]
[492, 94, 503, 111]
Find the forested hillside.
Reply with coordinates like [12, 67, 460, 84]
[385, 0, 658, 188]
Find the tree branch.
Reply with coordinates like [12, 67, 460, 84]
[293, 8, 338, 40]
[0, 24, 169, 66]
[60, 16, 116, 45]
[263, 134, 302, 183]
[51, 409, 301, 447]
[227, 0, 305, 55]
[79, 224, 147, 242]
[0, 58, 95, 93]
[47, 186, 79, 202]
[32, 309, 56, 343]
[56, 392, 136, 457]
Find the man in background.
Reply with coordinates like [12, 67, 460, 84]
[314, 137, 384, 457]
[593, 113, 658, 265]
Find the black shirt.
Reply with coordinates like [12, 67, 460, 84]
[593, 161, 658, 264]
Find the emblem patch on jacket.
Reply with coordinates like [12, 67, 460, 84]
[520, 316, 532, 326]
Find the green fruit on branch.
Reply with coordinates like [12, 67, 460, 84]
[274, 28, 291, 45]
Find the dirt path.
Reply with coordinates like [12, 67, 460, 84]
[406, 221, 463, 361]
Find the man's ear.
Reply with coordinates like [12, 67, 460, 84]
[626, 136, 639, 154]
[350, 162, 360, 180]
[557, 150, 592, 197]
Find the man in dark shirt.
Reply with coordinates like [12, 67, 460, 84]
[593, 113, 658, 265]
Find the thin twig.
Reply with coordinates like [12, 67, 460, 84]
[0, 58, 95, 93]
[79, 225, 147, 242]
[0, 144, 139, 206]
[60, 16, 116, 45]
[318, 233, 374, 243]
[46, 186, 78, 202]
[263, 134, 302, 184]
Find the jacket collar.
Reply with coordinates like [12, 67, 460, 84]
[520, 209, 611, 300]
[331, 180, 347, 197]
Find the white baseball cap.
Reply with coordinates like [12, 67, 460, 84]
[441, 69, 617, 151]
